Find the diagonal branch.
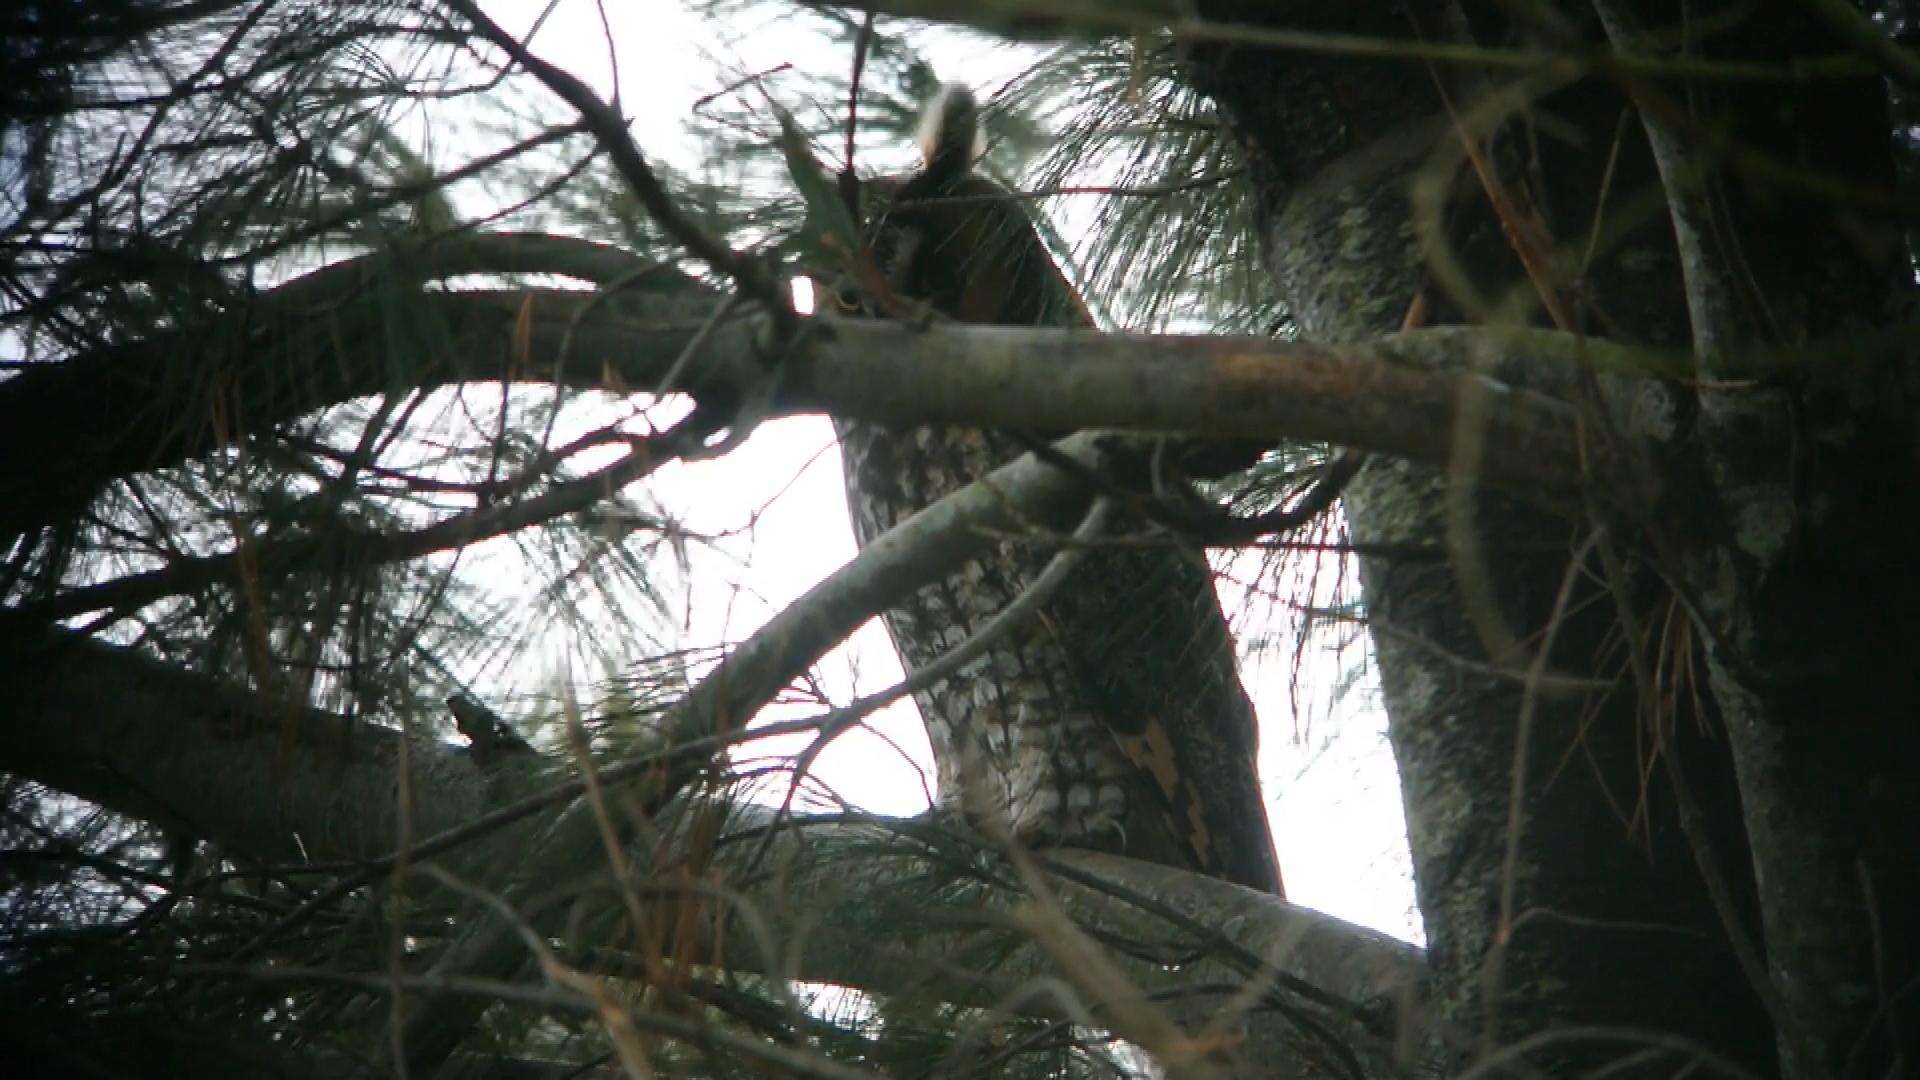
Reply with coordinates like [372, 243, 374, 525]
[438, 0, 792, 325]
[0, 620, 1430, 1074]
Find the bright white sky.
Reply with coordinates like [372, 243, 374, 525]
[489, 1, 1421, 944]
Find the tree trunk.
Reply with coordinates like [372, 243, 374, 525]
[1174, 1, 1889, 1071]
[1593, 3, 1920, 1073]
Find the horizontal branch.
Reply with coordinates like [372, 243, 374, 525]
[705, 810, 1430, 1078]
[1, 237, 1651, 544]
[786, 318, 1619, 499]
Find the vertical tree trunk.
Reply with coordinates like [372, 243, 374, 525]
[1594, 3, 1920, 1072]
[1180, 2, 1821, 1070]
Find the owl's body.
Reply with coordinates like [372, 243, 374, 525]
[835, 89, 1282, 895]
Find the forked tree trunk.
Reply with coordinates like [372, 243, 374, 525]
[1186, 1, 1917, 1074]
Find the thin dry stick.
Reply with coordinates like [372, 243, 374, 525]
[386, 712, 419, 1080]
[560, 682, 650, 963]
[1424, 70, 1578, 332]
[427, 867, 874, 1079]
[1480, 526, 1604, 1056]
[1589, 529, 1790, 1037]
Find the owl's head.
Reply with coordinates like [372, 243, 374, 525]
[832, 84, 1088, 328]
[913, 84, 985, 188]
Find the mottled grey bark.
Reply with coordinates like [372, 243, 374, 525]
[1182, 1, 1808, 1072]
[1595, 4, 1920, 1074]
[840, 415, 1284, 893]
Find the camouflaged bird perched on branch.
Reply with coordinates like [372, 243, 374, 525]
[831, 86, 1284, 896]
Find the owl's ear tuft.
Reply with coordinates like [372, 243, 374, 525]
[914, 84, 984, 186]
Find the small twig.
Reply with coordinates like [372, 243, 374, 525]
[1578, 109, 1635, 281]
[1794, 0, 1920, 89]
[844, 13, 875, 173]
[1152, 449, 1364, 546]
[184, 956, 877, 1079]
[5, 411, 720, 629]
[1481, 527, 1604, 1052]
[1410, 20, 1577, 332]
[1015, 432, 1353, 547]
[1005, 849, 1220, 1077]
[689, 64, 795, 117]
[653, 294, 742, 400]
[1588, 529, 1793, 1040]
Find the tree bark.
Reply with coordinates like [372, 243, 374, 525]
[1181, 1, 1792, 1072]
[1595, 3, 1920, 1073]
[0, 276, 1635, 544]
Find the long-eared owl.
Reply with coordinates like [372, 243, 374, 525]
[834, 86, 1283, 896]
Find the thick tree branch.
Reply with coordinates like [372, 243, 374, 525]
[0, 232, 711, 539]
[0, 627, 1427, 1079]
[711, 813, 1429, 1078]
[1596, 5, 1920, 1075]
[1, 242, 1671, 546]
[0, 631, 483, 864]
